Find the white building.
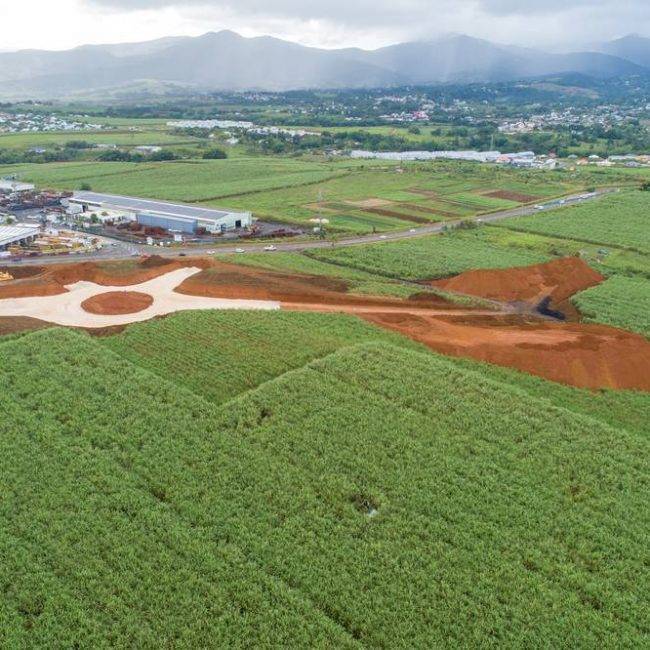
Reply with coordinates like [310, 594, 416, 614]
[349, 150, 502, 163]
[0, 224, 40, 250]
[67, 192, 252, 234]
[0, 180, 35, 193]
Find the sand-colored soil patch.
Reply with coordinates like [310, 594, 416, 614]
[361, 312, 650, 391]
[82, 291, 154, 315]
[346, 198, 395, 208]
[432, 257, 604, 315]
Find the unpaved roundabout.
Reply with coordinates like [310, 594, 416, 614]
[0, 267, 280, 328]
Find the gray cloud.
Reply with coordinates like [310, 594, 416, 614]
[84, 0, 650, 48]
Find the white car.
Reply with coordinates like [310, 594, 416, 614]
[206, 250, 216, 255]
[409, 228, 417, 233]
[379, 235, 388, 239]
[264, 245, 277, 252]
[235, 248, 245, 253]
[534, 205, 545, 210]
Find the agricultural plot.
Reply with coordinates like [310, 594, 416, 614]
[1, 329, 648, 647]
[573, 274, 650, 338]
[0, 329, 355, 648]
[100, 310, 421, 404]
[0, 129, 199, 149]
[0, 157, 341, 204]
[2, 155, 583, 233]
[214, 251, 419, 298]
[309, 228, 550, 280]
[216, 161, 580, 233]
[499, 190, 650, 253]
[474, 227, 650, 278]
[100, 308, 650, 435]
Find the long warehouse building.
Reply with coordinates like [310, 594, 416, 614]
[0, 224, 40, 251]
[67, 191, 252, 234]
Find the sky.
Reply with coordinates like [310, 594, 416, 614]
[0, 0, 648, 52]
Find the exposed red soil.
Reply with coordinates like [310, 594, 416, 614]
[432, 257, 604, 316]
[0, 316, 52, 336]
[82, 291, 154, 315]
[0, 256, 211, 300]
[176, 262, 457, 309]
[484, 190, 539, 203]
[361, 207, 431, 223]
[51, 256, 210, 287]
[0, 265, 45, 280]
[360, 312, 650, 392]
[2, 255, 648, 392]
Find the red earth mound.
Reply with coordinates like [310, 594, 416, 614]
[432, 257, 604, 314]
[81, 291, 154, 315]
[361, 312, 650, 392]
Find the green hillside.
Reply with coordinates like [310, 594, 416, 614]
[1, 326, 648, 646]
[572, 274, 650, 338]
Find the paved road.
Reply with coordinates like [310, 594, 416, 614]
[2, 188, 614, 268]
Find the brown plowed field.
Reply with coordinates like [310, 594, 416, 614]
[361, 207, 430, 223]
[361, 312, 650, 391]
[82, 291, 154, 315]
[432, 257, 604, 316]
[484, 190, 539, 203]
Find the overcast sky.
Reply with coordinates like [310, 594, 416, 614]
[1, 0, 648, 52]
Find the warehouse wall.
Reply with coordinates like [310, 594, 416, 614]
[137, 213, 197, 234]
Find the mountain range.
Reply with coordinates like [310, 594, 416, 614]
[0, 31, 649, 99]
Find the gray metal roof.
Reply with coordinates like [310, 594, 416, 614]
[71, 191, 246, 223]
[0, 224, 40, 248]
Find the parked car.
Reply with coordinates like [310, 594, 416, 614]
[235, 248, 245, 253]
[264, 245, 277, 252]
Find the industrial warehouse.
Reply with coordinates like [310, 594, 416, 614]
[0, 224, 40, 251]
[66, 191, 253, 234]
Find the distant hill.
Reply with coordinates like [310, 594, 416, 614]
[0, 30, 646, 99]
[599, 34, 650, 68]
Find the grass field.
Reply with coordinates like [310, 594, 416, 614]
[220, 162, 580, 232]
[572, 274, 650, 337]
[0, 129, 201, 149]
[0, 155, 588, 233]
[309, 228, 551, 280]
[1, 326, 649, 646]
[498, 190, 650, 253]
[0, 158, 342, 204]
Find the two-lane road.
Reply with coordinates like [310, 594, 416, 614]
[1, 188, 614, 267]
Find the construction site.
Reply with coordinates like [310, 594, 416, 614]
[0, 254, 648, 392]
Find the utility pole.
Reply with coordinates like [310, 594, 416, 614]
[317, 189, 326, 239]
